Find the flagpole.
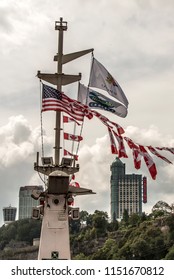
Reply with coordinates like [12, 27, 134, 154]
[55, 18, 67, 166]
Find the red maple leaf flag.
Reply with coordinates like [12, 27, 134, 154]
[64, 149, 78, 161]
[124, 137, 142, 169]
[109, 121, 125, 135]
[147, 146, 172, 164]
[92, 110, 125, 135]
[63, 116, 81, 126]
[108, 127, 118, 154]
[69, 181, 80, 188]
[64, 132, 83, 142]
[139, 145, 157, 180]
[156, 147, 174, 155]
[113, 131, 128, 158]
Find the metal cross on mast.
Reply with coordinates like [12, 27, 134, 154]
[32, 18, 95, 260]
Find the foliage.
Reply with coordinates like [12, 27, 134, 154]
[1, 201, 174, 260]
[165, 245, 174, 260]
[0, 219, 41, 250]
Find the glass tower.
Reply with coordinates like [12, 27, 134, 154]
[3, 206, 17, 225]
[110, 157, 143, 220]
[18, 185, 43, 220]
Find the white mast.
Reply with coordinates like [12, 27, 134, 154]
[32, 18, 95, 260]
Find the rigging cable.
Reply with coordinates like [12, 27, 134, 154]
[76, 51, 94, 156]
[39, 80, 47, 189]
[75, 82, 85, 156]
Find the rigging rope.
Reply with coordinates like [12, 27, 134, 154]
[75, 52, 94, 157]
[39, 80, 47, 189]
[40, 81, 45, 160]
[75, 82, 85, 157]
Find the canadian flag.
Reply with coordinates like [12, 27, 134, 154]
[69, 181, 80, 188]
[64, 132, 83, 142]
[124, 137, 141, 169]
[109, 121, 125, 135]
[92, 110, 125, 135]
[139, 145, 157, 180]
[132, 149, 142, 169]
[147, 146, 172, 164]
[113, 131, 128, 158]
[63, 115, 81, 126]
[108, 127, 118, 154]
[64, 149, 78, 161]
[156, 147, 174, 155]
[92, 111, 112, 128]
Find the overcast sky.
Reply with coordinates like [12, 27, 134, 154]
[1, 0, 174, 226]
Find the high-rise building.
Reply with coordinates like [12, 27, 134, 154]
[18, 185, 43, 220]
[3, 205, 17, 225]
[110, 157, 145, 220]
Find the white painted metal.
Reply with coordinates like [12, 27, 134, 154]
[38, 194, 70, 260]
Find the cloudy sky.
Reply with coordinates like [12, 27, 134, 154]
[0, 0, 174, 226]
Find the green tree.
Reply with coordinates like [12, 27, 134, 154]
[91, 239, 117, 260]
[107, 220, 119, 232]
[92, 210, 108, 237]
[129, 213, 140, 227]
[131, 238, 150, 259]
[122, 209, 129, 226]
[165, 246, 174, 259]
[152, 201, 172, 216]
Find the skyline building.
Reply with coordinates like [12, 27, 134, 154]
[3, 205, 17, 225]
[18, 185, 43, 220]
[110, 157, 146, 220]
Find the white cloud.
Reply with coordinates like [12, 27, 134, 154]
[0, 115, 53, 225]
[74, 124, 174, 216]
[1, 0, 174, 225]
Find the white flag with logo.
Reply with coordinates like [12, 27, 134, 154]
[89, 57, 128, 108]
[78, 83, 128, 118]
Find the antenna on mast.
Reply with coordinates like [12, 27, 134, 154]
[54, 17, 67, 166]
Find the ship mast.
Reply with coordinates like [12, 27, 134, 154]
[32, 18, 95, 260]
[55, 18, 66, 166]
[36, 17, 93, 172]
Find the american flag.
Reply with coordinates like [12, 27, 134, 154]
[42, 84, 93, 122]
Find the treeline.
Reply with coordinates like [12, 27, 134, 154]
[0, 218, 41, 250]
[0, 200, 174, 259]
[70, 201, 174, 260]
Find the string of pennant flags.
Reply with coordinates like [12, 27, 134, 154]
[41, 56, 174, 180]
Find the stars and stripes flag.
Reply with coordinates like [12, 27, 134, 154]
[89, 57, 129, 108]
[64, 132, 83, 142]
[42, 83, 93, 121]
